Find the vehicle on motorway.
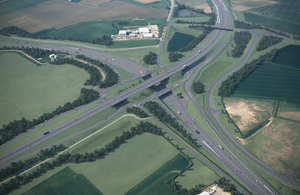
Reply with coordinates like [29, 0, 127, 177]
[218, 145, 224, 150]
[43, 131, 50, 135]
[198, 50, 202, 53]
[41, 124, 44, 126]
[196, 130, 200, 134]
[183, 64, 187, 68]
[177, 111, 181, 115]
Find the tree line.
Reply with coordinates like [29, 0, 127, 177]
[218, 49, 278, 96]
[0, 46, 66, 60]
[231, 31, 252, 58]
[175, 13, 216, 25]
[179, 25, 212, 52]
[143, 51, 157, 65]
[217, 177, 244, 195]
[173, 1, 206, 17]
[0, 145, 64, 183]
[144, 101, 199, 148]
[169, 179, 205, 195]
[0, 26, 112, 46]
[0, 121, 162, 194]
[75, 54, 119, 88]
[256, 35, 283, 51]
[126, 107, 148, 118]
[234, 20, 290, 37]
[193, 81, 205, 94]
[169, 52, 183, 62]
[0, 88, 100, 146]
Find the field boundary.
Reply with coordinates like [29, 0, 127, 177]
[0, 114, 149, 185]
[74, 57, 106, 81]
[1, 50, 49, 65]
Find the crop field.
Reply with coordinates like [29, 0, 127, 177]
[231, 0, 278, 12]
[223, 97, 275, 133]
[69, 133, 180, 195]
[108, 39, 159, 48]
[0, 0, 167, 33]
[175, 0, 211, 12]
[40, 21, 117, 41]
[246, 0, 300, 24]
[242, 117, 300, 173]
[0, 52, 89, 126]
[232, 45, 300, 101]
[120, 0, 168, 10]
[243, 12, 300, 35]
[80, 0, 111, 6]
[0, 0, 49, 16]
[23, 167, 102, 195]
[125, 153, 190, 195]
[276, 100, 300, 122]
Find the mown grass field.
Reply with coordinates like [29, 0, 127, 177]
[276, 100, 300, 122]
[0, 0, 167, 33]
[39, 21, 117, 41]
[0, 52, 89, 126]
[243, 12, 300, 35]
[108, 39, 159, 48]
[23, 167, 102, 195]
[232, 45, 300, 101]
[0, 0, 49, 16]
[107, 63, 135, 81]
[125, 153, 190, 195]
[106, 78, 144, 99]
[119, 0, 168, 10]
[127, 88, 156, 103]
[69, 133, 179, 195]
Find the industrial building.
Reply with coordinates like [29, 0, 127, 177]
[129, 34, 136, 38]
[143, 33, 153, 38]
[138, 27, 150, 34]
[119, 30, 127, 36]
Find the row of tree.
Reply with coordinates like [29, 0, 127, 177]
[234, 20, 290, 37]
[0, 26, 113, 46]
[231, 31, 252, 58]
[173, 1, 206, 17]
[0, 88, 100, 146]
[179, 25, 212, 52]
[193, 81, 205, 94]
[0, 145, 64, 182]
[144, 101, 199, 148]
[169, 52, 183, 62]
[0, 122, 162, 194]
[143, 51, 157, 65]
[0, 46, 66, 60]
[217, 177, 244, 195]
[256, 35, 283, 51]
[75, 54, 119, 88]
[218, 49, 278, 96]
[126, 107, 148, 118]
[169, 179, 205, 195]
[175, 13, 216, 25]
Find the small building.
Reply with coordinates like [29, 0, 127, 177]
[131, 31, 139, 34]
[129, 34, 136, 38]
[111, 35, 116, 39]
[199, 192, 210, 195]
[49, 54, 57, 59]
[119, 30, 127, 36]
[143, 33, 153, 38]
[139, 27, 150, 34]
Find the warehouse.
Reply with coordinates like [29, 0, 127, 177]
[129, 34, 136, 38]
[139, 27, 150, 34]
[119, 30, 127, 36]
[143, 33, 153, 38]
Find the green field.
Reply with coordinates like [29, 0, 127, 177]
[125, 153, 190, 195]
[232, 45, 300, 101]
[108, 63, 135, 81]
[108, 39, 159, 48]
[246, 0, 300, 24]
[39, 21, 117, 41]
[106, 78, 144, 99]
[243, 12, 300, 35]
[69, 133, 180, 195]
[23, 167, 102, 195]
[167, 32, 196, 52]
[0, 52, 89, 126]
[0, 0, 49, 15]
[127, 88, 156, 103]
[119, 0, 168, 10]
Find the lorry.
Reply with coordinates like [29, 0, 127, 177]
[43, 131, 50, 135]
[177, 111, 181, 115]
[183, 64, 187, 68]
[218, 145, 224, 150]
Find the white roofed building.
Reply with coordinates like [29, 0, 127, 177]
[139, 27, 150, 34]
[119, 30, 127, 36]
[143, 33, 153, 38]
[129, 34, 136, 38]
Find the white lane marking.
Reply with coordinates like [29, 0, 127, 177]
[202, 140, 220, 157]
[219, 0, 228, 12]
[211, 0, 220, 23]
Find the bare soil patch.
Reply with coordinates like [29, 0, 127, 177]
[224, 98, 273, 132]
[195, 4, 211, 13]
